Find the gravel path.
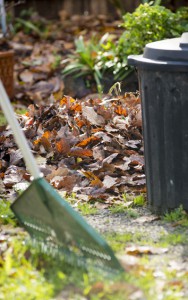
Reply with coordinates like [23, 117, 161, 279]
[85, 206, 188, 298]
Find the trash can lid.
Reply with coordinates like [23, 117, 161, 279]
[144, 32, 188, 62]
[128, 32, 188, 70]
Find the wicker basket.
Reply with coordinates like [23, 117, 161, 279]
[0, 50, 14, 98]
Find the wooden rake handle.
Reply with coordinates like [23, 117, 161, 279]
[0, 80, 41, 179]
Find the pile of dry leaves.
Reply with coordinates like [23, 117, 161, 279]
[11, 14, 123, 103]
[0, 93, 145, 201]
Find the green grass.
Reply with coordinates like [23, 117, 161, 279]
[0, 232, 128, 300]
[0, 111, 6, 126]
[0, 238, 54, 300]
[1, 198, 188, 299]
[159, 232, 188, 246]
[0, 199, 17, 226]
[109, 203, 128, 214]
[109, 204, 139, 218]
[109, 193, 146, 215]
[163, 205, 188, 223]
[133, 194, 146, 206]
[77, 202, 98, 215]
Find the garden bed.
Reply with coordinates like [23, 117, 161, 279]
[1, 4, 188, 299]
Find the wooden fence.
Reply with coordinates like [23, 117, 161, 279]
[13, 0, 188, 19]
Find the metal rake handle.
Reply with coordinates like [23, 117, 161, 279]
[0, 80, 41, 179]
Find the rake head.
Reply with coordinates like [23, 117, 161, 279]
[11, 178, 123, 274]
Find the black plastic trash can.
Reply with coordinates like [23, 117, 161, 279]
[128, 32, 188, 214]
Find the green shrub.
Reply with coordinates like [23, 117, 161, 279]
[117, 4, 187, 61]
[63, 4, 188, 90]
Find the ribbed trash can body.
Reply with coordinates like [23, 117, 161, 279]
[128, 33, 188, 214]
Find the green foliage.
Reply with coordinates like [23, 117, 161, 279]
[0, 111, 6, 126]
[109, 193, 145, 214]
[126, 208, 139, 218]
[0, 234, 126, 300]
[62, 35, 103, 92]
[133, 194, 145, 207]
[14, 9, 49, 38]
[163, 205, 188, 223]
[0, 238, 54, 300]
[95, 33, 132, 81]
[109, 204, 138, 218]
[0, 199, 17, 225]
[109, 203, 127, 214]
[105, 232, 133, 252]
[77, 202, 98, 215]
[63, 4, 188, 89]
[118, 4, 187, 60]
[159, 232, 187, 246]
[52, 54, 62, 69]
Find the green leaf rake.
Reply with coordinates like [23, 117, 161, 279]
[0, 81, 123, 273]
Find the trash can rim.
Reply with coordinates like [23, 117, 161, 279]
[128, 54, 188, 70]
[128, 33, 188, 70]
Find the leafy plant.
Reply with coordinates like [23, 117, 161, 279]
[77, 202, 98, 215]
[163, 205, 188, 222]
[0, 235, 127, 299]
[52, 54, 62, 69]
[62, 35, 103, 92]
[0, 199, 17, 225]
[63, 4, 188, 90]
[109, 203, 127, 214]
[117, 4, 187, 60]
[126, 208, 139, 218]
[14, 8, 49, 38]
[133, 194, 145, 207]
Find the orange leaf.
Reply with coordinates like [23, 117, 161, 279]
[0, 172, 4, 179]
[60, 96, 75, 106]
[82, 171, 97, 180]
[115, 106, 127, 117]
[91, 128, 104, 133]
[91, 178, 103, 187]
[69, 96, 76, 103]
[55, 138, 70, 155]
[34, 131, 51, 147]
[40, 136, 51, 151]
[43, 131, 51, 139]
[70, 103, 82, 112]
[69, 148, 93, 157]
[82, 171, 103, 187]
[76, 136, 99, 148]
[75, 118, 85, 128]
[59, 96, 68, 106]
[34, 138, 40, 145]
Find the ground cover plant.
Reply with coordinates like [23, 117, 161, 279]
[0, 3, 188, 299]
[62, 4, 188, 91]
